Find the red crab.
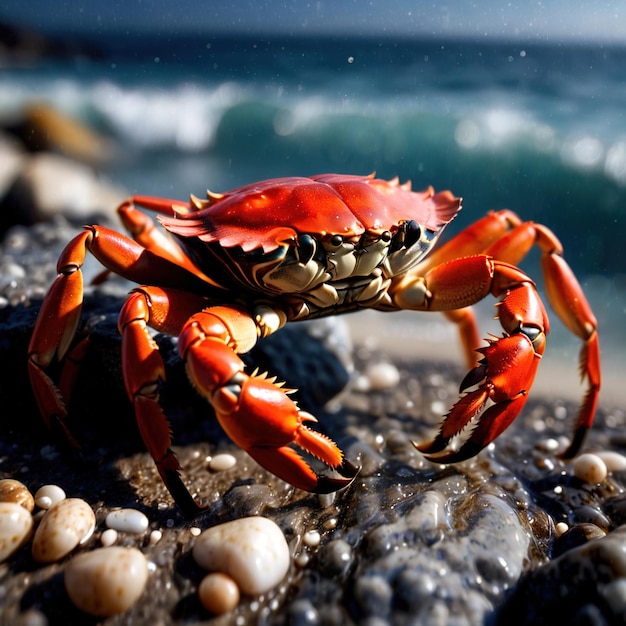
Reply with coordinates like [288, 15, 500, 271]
[27, 174, 600, 516]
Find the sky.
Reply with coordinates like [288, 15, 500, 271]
[1, 0, 625, 44]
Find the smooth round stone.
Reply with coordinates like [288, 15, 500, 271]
[573, 453, 608, 484]
[32, 497, 95, 562]
[0, 479, 34, 512]
[364, 362, 401, 391]
[105, 508, 149, 534]
[192, 516, 290, 595]
[209, 453, 237, 472]
[198, 572, 240, 615]
[64, 547, 149, 617]
[34, 484, 66, 510]
[303, 530, 321, 548]
[0, 502, 34, 562]
[100, 528, 118, 547]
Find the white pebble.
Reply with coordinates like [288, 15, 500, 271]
[595, 451, 626, 472]
[149, 530, 162, 546]
[64, 547, 149, 617]
[105, 508, 149, 534]
[198, 572, 240, 615]
[0, 502, 34, 562]
[0, 479, 34, 512]
[555, 522, 569, 537]
[364, 362, 400, 391]
[573, 453, 608, 484]
[100, 528, 118, 547]
[303, 530, 321, 548]
[209, 454, 237, 472]
[34, 484, 66, 510]
[192, 516, 290, 595]
[32, 498, 95, 563]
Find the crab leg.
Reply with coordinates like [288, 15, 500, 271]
[393, 246, 598, 461]
[177, 305, 359, 494]
[27, 227, 218, 458]
[118, 288, 357, 512]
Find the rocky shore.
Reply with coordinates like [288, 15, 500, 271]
[1, 112, 625, 625]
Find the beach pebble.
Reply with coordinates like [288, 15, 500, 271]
[364, 362, 401, 391]
[34, 484, 66, 510]
[192, 516, 290, 595]
[64, 546, 149, 617]
[303, 530, 321, 548]
[596, 451, 626, 472]
[100, 528, 118, 547]
[209, 453, 237, 472]
[149, 530, 162, 546]
[0, 479, 34, 512]
[105, 508, 149, 534]
[573, 453, 608, 484]
[0, 502, 34, 562]
[32, 497, 95, 562]
[198, 572, 241, 615]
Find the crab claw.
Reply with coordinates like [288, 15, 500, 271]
[212, 373, 359, 492]
[415, 333, 541, 462]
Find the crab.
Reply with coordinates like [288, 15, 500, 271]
[27, 173, 600, 516]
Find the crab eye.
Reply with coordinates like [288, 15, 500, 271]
[381, 230, 391, 242]
[330, 235, 344, 247]
[296, 234, 316, 264]
[403, 220, 422, 249]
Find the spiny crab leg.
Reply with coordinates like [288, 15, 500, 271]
[394, 242, 598, 461]
[119, 288, 357, 511]
[177, 304, 359, 493]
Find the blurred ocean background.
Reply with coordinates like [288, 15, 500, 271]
[1, 25, 624, 400]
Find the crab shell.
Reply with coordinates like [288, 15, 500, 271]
[157, 174, 462, 306]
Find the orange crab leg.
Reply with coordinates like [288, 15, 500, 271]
[27, 227, 216, 451]
[404, 210, 600, 460]
[485, 219, 600, 457]
[116, 200, 224, 288]
[393, 250, 595, 461]
[178, 306, 359, 494]
[117, 288, 211, 516]
[117, 289, 357, 512]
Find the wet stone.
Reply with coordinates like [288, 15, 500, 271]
[0, 502, 33, 562]
[192, 516, 290, 596]
[552, 523, 607, 558]
[64, 546, 149, 617]
[31, 498, 95, 563]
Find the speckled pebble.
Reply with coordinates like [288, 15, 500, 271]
[209, 453, 237, 472]
[0, 479, 34, 512]
[64, 546, 149, 617]
[105, 508, 149, 534]
[192, 516, 290, 595]
[0, 502, 34, 562]
[34, 484, 66, 510]
[32, 497, 95, 562]
[198, 572, 241, 615]
[573, 453, 607, 483]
